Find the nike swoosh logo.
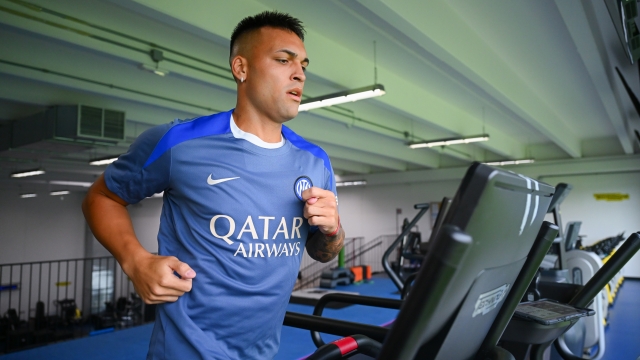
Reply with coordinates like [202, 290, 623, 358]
[207, 175, 240, 186]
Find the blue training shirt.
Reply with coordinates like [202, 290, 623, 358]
[104, 109, 337, 359]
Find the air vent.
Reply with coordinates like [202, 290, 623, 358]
[80, 106, 103, 137]
[77, 105, 125, 141]
[103, 110, 125, 140]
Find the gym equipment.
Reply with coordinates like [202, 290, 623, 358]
[561, 222, 607, 358]
[319, 241, 355, 289]
[320, 268, 354, 288]
[541, 184, 605, 358]
[289, 288, 360, 309]
[383, 199, 453, 298]
[381, 203, 429, 293]
[349, 265, 371, 283]
[284, 162, 556, 359]
[542, 182, 626, 359]
[499, 232, 640, 360]
[285, 222, 640, 360]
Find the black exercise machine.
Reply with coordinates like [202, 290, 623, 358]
[284, 162, 556, 359]
[498, 232, 640, 360]
[382, 198, 453, 297]
[283, 163, 640, 359]
[381, 203, 429, 293]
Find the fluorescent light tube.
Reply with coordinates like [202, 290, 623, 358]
[89, 156, 119, 166]
[49, 180, 93, 188]
[409, 134, 490, 149]
[299, 84, 385, 112]
[140, 63, 169, 76]
[336, 180, 367, 187]
[11, 169, 45, 178]
[50, 190, 70, 196]
[20, 193, 37, 198]
[485, 159, 535, 166]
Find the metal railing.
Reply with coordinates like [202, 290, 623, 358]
[0, 255, 139, 323]
[295, 235, 398, 290]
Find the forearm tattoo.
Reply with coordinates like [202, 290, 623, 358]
[306, 227, 345, 263]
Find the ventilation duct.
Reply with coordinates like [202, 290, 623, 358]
[0, 105, 126, 161]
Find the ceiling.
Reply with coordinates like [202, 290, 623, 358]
[1, 0, 639, 194]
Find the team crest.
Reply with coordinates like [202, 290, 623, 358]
[294, 176, 313, 201]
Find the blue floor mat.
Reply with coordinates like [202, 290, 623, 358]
[601, 279, 640, 360]
[8, 277, 635, 359]
[0, 324, 153, 360]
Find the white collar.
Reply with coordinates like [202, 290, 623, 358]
[230, 115, 285, 149]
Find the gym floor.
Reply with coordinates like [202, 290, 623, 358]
[0, 277, 638, 359]
[600, 278, 640, 360]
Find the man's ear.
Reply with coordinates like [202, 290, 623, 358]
[231, 55, 248, 83]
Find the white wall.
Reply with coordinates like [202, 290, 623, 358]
[538, 171, 640, 277]
[337, 179, 460, 244]
[0, 191, 86, 264]
[84, 197, 162, 257]
[127, 198, 162, 253]
[0, 188, 162, 264]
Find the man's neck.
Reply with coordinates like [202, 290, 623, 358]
[232, 106, 283, 143]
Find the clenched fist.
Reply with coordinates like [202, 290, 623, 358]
[124, 253, 196, 304]
[301, 187, 339, 235]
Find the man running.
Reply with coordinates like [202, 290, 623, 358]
[82, 11, 343, 359]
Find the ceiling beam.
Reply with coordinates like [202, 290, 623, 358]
[317, 142, 407, 172]
[338, 154, 640, 186]
[554, 0, 634, 154]
[288, 113, 440, 169]
[330, 158, 371, 174]
[101, 0, 529, 159]
[0, 69, 442, 170]
[0, 13, 477, 165]
[346, 0, 582, 158]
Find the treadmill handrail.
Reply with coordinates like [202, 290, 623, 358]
[311, 293, 402, 347]
[306, 334, 383, 360]
[283, 311, 389, 342]
[382, 203, 429, 292]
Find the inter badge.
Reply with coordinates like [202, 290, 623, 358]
[294, 176, 313, 201]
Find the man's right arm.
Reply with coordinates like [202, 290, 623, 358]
[82, 174, 195, 304]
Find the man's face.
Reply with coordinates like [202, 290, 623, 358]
[244, 27, 308, 123]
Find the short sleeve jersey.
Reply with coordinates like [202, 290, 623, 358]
[104, 109, 337, 359]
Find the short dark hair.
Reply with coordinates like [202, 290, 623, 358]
[230, 11, 305, 58]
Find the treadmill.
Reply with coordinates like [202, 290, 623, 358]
[287, 162, 555, 359]
[283, 163, 640, 359]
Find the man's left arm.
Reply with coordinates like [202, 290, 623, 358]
[302, 187, 345, 263]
